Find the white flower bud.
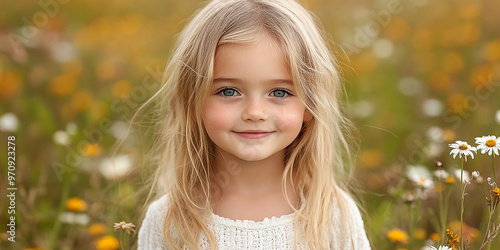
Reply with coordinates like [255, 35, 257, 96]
[472, 171, 480, 180]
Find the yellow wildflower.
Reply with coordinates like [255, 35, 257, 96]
[358, 149, 383, 168]
[482, 40, 500, 62]
[442, 52, 464, 74]
[446, 229, 459, 248]
[445, 177, 455, 184]
[82, 143, 102, 157]
[441, 129, 456, 142]
[351, 52, 378, 73]
[50, 73, 78, 97]
[458, 2, 480, 19]
[95, 235, 119, 250]
[65, 197, 87, 212]
[387, 228, 409, 243]
[90, 102, 110, 121]
[112, 80, 132, 99]
[447, 94, 467, 114]
[412, 28, 434, 51]
[385, 17, 410, 42]
[470, 64, 493, 89]
[88, 223, 108, 236]
[71, 91, 93, 111]
[96, 60, 117, 81]
[0, 70, 22, 100]
[429, 72, 452, 92]
[429, 232, 440, 242]
[492, 187, 500, 200]
[414, 228, 427, 240]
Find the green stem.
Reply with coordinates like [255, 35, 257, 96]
[487, 154, 497, 250]
[484, 208, 492, 250]
[461, 157, 464, 250]
[439, 177, 445, 244]
[493, 155, 496, 184]
[408, 204, 413, 247]
[443, 183, 453, 244]
[121, 230, 125, 250]
[408, 189, 423, 248]
[48, 169, 76, 249]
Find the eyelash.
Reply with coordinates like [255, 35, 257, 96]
[215, 88, 294, 98]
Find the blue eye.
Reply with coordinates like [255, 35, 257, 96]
[217, 88, 239, 96]
[270, 89, 291, 98]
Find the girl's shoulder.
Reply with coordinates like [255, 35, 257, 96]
[330, 188, 371, 249]
[332, 188, 361, 213]
[145, 195, 169, 216]
[138, 195, 169, 249]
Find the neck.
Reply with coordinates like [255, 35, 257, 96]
[212, 149, 288, 197]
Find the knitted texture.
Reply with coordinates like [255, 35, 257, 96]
[138, 193, 371, 249]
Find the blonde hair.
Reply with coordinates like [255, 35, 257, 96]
[140, 0, 359, 249]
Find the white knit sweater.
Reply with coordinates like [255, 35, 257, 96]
[138, 192, 371, 249]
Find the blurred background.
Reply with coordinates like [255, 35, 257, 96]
[1, 0, 500, 249]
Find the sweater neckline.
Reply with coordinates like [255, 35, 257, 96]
[210, 194, 306, 230]
[210, 211, 296, 229]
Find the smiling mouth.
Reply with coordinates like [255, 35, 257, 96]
[233, 130, 274, 139]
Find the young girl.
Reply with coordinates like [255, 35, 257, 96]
[138, 0, 370, 249]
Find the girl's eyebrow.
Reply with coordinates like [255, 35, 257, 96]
[212, 78, 243, 85]
[212, 77, 293, 85]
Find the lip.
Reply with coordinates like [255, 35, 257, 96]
[233, 130, 274, 139]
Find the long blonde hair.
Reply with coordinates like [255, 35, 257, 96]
[141, 0, 359, 248]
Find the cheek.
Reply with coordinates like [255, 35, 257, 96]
[202, 100, 234, 134]
[274, 104, 305, 134]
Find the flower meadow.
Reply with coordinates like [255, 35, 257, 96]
[1, 0, 500, 249]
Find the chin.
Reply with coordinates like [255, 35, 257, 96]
[235, 152, 272, 162]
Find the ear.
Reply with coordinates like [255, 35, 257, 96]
[303, 110, 313, 122]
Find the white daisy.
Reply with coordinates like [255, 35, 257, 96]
[430, 246, 452, 250]
[434, 169, 449, 179]
[99, 155, 133, 180]
[475, 135, 500, 156]
[454, 169, 471, 183]
[0, 113, 18, 132]
[471, 170, 483, 183]
[472, 171, 480, 179]
[59, 212, 89, 225]
[53, 130, 70, 146]
[407, 165, 434, 190]
[487, 177, 497, 187]
[449, 140, 477, 161]
[402, 191, 416, 203]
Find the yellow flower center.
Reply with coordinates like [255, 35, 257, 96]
[445, 177, 455, 184]
[486, 139, 497, 147]
[418, 178, 427, 186]
[459, 144, 468, 150]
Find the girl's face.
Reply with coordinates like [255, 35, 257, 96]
[202, 34, 311, 163]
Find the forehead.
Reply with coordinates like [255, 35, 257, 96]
[213, 35, 291, 81]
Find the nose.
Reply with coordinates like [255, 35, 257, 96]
[241, 97, 268, 122]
